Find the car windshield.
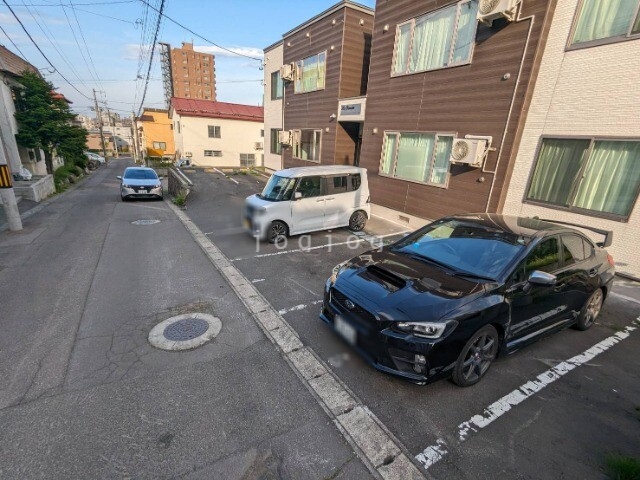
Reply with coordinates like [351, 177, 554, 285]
[259, 175, 296, 201]
[124, 169, 158, 180]
[392, 219, 527, 280]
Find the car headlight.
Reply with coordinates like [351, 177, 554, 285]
[122, 184, 130, 189]
[329, 261, 349, 286]
[396, 321, 457, 339]
[154, 183, 162, 188]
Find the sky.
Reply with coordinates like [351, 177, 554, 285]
[0, 0, 375, 117]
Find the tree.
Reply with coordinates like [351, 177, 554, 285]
[13, 71, 87, 174]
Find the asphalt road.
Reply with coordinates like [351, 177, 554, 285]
[181, 166, 640, 480]
[0, 159, 372, 479]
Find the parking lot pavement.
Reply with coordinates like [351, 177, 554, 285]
[181, 167, 640, 479]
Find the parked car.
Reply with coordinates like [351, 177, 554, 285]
[243, 165, 370, 242]
[175, 158, 191, 167]
[84, 152, 105, 164]
[117, 167, 163, 201]
[321, 214, 615, 387]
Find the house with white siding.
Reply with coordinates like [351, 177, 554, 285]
[502, 0, 640, 279]
[169, 98, 264, 168]
[262, 41, 284, 172]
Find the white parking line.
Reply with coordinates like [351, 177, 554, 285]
[278, 300, 323, 315]
[415, 317, 640, 470]
[610, 291, 640, 306]
[251, 278, 265, 283]
[167, 201, 425, 480]
[212, 167, 240, 184]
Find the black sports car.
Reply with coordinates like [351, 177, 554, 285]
[321, 214, 615, 387]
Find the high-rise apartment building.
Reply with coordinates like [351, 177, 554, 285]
[165, 42, 216, 103]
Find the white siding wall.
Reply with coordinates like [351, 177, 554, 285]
[263, 43, 283, 172]
[503, 0, 640, 278]
[172, 112, 264, 167]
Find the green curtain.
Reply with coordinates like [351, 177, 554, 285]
[429, 136, 453, 185]
[394, 23, 411, 74]
[410, 6, 456, 72]
[317, 52, 326, 90]
[452, 1, 478, 64]
[573, 141, 640, 215]
[572, 0, 637, 44]
[381, 134, 397, 175]
[395, 133, 435, 182]
[527, 139, 589, 204]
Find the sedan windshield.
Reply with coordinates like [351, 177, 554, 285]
[124, 169, 158, 180]
[259, 175, 296, 201]
[392, 219, 526, 280]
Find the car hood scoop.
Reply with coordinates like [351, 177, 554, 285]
[357, 265, 406, 293]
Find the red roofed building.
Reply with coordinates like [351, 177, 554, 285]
[169, 98, 264, 167]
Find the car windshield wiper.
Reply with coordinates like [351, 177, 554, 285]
[451, 270, 496, 282]
[401, 251, 456, 272]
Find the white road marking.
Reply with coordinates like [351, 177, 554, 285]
[251, 278, 265, 283]
[213, 168, 225, 176]
[415, 318, 639, 470]
[610, 291, 640, 306]
[229, 177, 239, 185]
[278, 300, 323, 315]
[167, 201, 425, 480]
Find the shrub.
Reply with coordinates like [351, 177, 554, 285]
[606, 454, 640, 480]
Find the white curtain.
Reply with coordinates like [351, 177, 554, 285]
[428, 137, 453, 185]
[381, 134, 398, 175]
[527, 139, 589, 204]
[395, 133, 435, 182]
[394, 23, 411, 74]
[452, 1, 478, 64]
[572, 0, 637, 44]
[410, 6, 456, 72]
[573, 141, 640, 216]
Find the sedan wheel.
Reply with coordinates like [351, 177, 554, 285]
[268, 221, 288, 244]
[575, 288, 603, 331]
[349, 210, 367, 232]
[452, 325, 499, 387]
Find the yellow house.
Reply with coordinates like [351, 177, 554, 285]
[138, 108, 175, 158]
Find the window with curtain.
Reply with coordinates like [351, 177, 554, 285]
[294, 52, 326, 93]
[293, 129, 322, 162]
[571, 0, 640, 46]
[270, 71, 283, 99]
[527, 138, 640, 218]
[392, 0, 478, 75]
[379, 132, 453, 187]
[270, 129, 282, 154]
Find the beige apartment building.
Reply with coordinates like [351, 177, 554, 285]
[169, 42, 217, 101]
[262, 40, 283, 171]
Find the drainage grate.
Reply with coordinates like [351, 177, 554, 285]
[132, 219, 160, 225]
[163, 318, 209, 341]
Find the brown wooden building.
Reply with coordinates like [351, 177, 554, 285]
[359, 0, 556, 223]
[281, 1, 374, 169]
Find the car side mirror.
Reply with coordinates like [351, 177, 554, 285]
[527, 271, 557, 287]
[294, 191, 302, 200]
[116, 176, 122, 180]
[158, 176, 164, 180]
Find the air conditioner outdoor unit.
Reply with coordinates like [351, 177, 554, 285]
[254, 142, 263, 150]
[185, 151, 192, 158]
[449, 138, 488, 168]
[280, 63, 295, 81]
[278, 130, 292, 145]
[477, 0, 520, 24]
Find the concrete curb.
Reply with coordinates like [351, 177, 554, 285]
[166, 200, 427, 480]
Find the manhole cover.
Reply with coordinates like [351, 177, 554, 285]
[163, 318, 209, 341]
[148, 313, 222, 351]
[132, 219, 161, 225]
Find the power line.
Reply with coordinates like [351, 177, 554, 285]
[0, 23, 28, 58]
[135, 0, 164, 116]
[68, 0, 105, 92]
[139, 0, 262, 62]
[1, 0, 92, 99]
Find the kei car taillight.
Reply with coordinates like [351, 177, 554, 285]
[607, 254, 615, 267]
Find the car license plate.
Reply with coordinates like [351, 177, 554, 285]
[335, 315, 356, 346]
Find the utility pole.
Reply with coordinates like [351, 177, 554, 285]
[105, 106, 118, 158]
[93, 89, 108, 160]
[0, 135, 23, 231]
[131, 110, 139, 164]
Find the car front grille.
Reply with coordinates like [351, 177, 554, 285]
[330, 288, 377, 326]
